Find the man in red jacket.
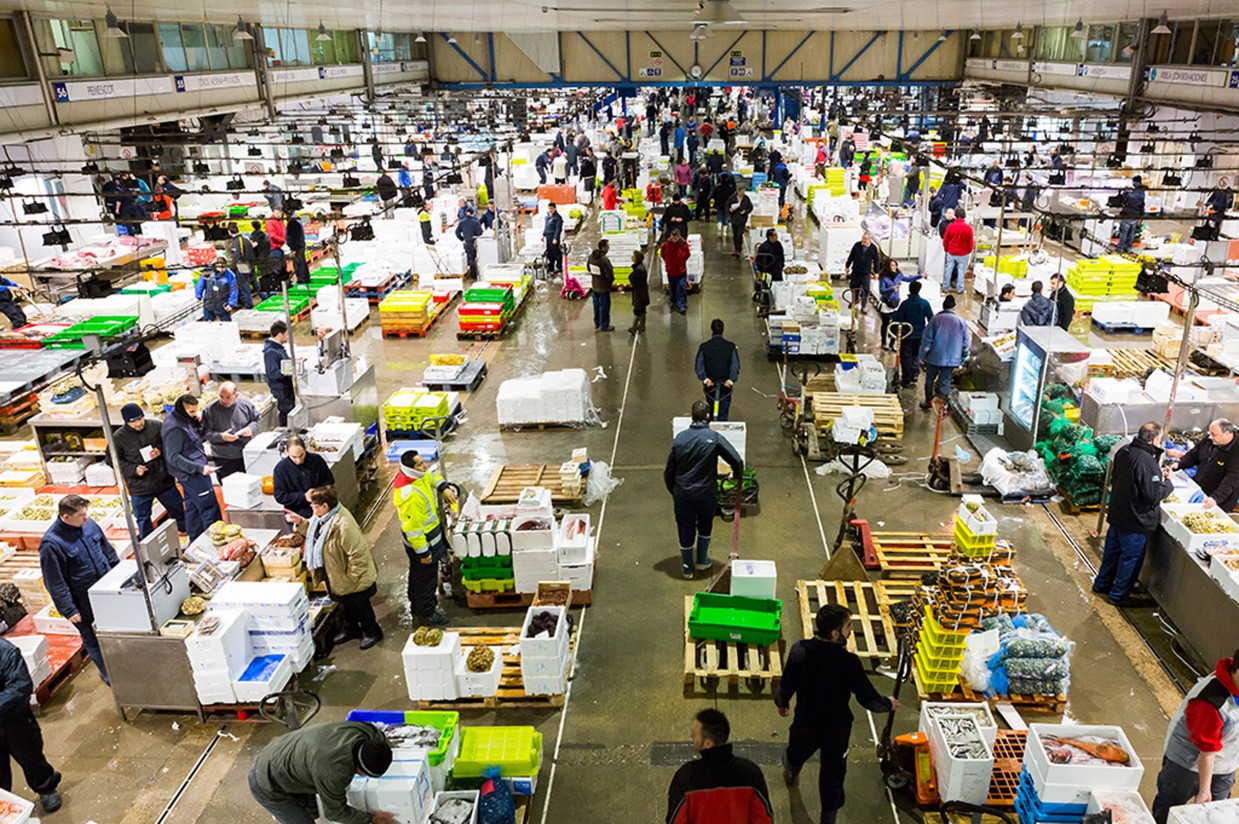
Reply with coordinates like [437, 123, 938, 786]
[941, 206, 974, 294]
[661, 228, 692, 315]
[667, 709, 773, 824]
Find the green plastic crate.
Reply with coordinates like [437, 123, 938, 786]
[42, 316, 139, 349]
[254, 296, 310, 315]
[345, 710, 459, 768]
[688, 592, 782, 645]
[311, 266, 354, 286]
[453, 727, 542, 779]
[120, 283, 171, 295]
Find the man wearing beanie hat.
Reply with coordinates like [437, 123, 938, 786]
[112, 403, 186, 538]
[393, 451, 457, 627]
[250, 720, 396, 824]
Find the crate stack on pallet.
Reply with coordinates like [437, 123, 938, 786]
[1064, 255, 1140, 312]
[1017, 724, 1144, 824]
[379, 290, 438, 337]
[458, 282, 516, 336]
[382, 388, 451, 437]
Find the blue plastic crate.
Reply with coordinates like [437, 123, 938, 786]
[1016, 771, 1087, 822]
[385, 439, 439, 463]
[750, 173, 768, 191]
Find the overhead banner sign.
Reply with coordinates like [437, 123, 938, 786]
[0, 84, 44, 108]
[993, 59, 1028, 72]
[270, 67, 320, 84]
[51, 76, 173, 103]
[319, 65, 364, 81]
[174, 72, 251, 93]
[1077, 64, 1130, 80]
[1144, 66, 1229, 87]
[1032, 61, 1078, 77]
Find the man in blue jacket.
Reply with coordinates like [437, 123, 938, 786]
[0, 638, 62, 812]
[0, 277, 27, 329]
[161, 395, 222, 541]
[1117, 176, 1145, 253]
[543, 203, 564, 276]
[918, 294, 970, 411]
[454, 207, 483, 280]
[893, 281, 935, 388]
[694, 319, 741, 422]
[196, 259, 238, 322]
[38, 495, 119, 685]
[265, 320, 296, 426]
[665, 401, 744, 580]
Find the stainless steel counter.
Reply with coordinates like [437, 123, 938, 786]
[1143, 527, 1239, 666]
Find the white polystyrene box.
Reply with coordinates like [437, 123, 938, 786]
[520, 605, 569, 660]
[1024, 724, 1143, 797]
[730, 560, 777, 600]
[430, 791, 479, 824]
[454, 646, 503, 697]
[918, 702, 997, 748]
[185, 608, 251, 677]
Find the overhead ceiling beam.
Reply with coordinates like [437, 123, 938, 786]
[899, 30, 954, 81]
[830, 30, 884, 82]
[439, 32, 489, 81]
[765, 31, 815, 81]
[576, 32, 625, 80]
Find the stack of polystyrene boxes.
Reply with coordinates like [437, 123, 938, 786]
[926, 714, 994, 805]
[512, 489, 561, 593]
[401, 631, 461, 702]
[1019, 724, 1142, 824]
[454, 645, 503, 698]
[184, 609, 251, 704]
[212, 581, 314, 680]
[9, 634, 51, 687]
[321, 754, 435, 824]
[222, 473, 264, 509]
[520, 605, 571, 696]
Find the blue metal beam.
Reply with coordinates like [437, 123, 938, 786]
[705, 32, 747, 78]
[830, 30, 884, 82]
[439, 32, 488, 81]
[897, 31, 904, 79]
[899, 31, 953, 81]
[626, 32, 631, 80]
[761, 31, 767, 80]
[829, 31, 835, 78]
[577, 32, 624, 80]
[435, 79, 956, 91]
[488, 33, 496, 82]
[765, 31, 814, 81]
[644, 32, 685, 77]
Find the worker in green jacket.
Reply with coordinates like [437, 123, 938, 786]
[249, 721, 395, 824]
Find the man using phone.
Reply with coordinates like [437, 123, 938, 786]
[161, 394, 222, 541]
[201, 382, 262, 479]
[114, 404, 186, 537]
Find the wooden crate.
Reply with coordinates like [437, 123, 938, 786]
[805, 391, 905, 442]
[479, 464, 584, 506]
[870, 531, 954, 578]
[794, 579, 918, 665]
[414, 625, 575, 710]
[683, 597, 783, 696]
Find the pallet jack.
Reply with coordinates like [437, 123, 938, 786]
[926, 396, 953, 492]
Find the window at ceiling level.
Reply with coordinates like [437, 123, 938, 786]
[206, 24, 249, 70]
[1169, 21, 1194, 64]
[158, 23, 187, 72]
[0, 18, 26, 77]
[411, 38, 427, 61]
[1115, 22, 1138, 63]
[1192, 19, 1225, 65]
[1033, 27, 1064, 61]
[274, 28, 311, 67]
[393, 33, 412, 61]
[1086, 24, 1114, 63]
[1221, 22, 1239, 66]
[334, 31, 357, 64]
[48, 19, 104, 77]
[181, 24, 210, 72]
[102, 20, 162, 75]
[368, 30, 395, 63]
[311, 30, 337, 65]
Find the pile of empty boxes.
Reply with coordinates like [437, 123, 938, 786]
[10, 635, 52, 687]
[382, 388, 452, 436]
[184, 581, 312, 705]
[496, 369, 594, 428]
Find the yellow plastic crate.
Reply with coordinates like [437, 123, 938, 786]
[921, 606, 969, 647]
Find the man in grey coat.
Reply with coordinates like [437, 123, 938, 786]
[200, 382, 261, 479]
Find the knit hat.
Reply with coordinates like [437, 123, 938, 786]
[121, 403, 144, 423]
[356, 739, 393, 777]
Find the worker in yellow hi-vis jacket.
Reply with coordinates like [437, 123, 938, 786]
[393, 450, 457, 627]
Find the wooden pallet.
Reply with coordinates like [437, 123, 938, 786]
[457, 328, 508, 341]
[683, 597, 783, 696]
[0, 403, 39, 435]
[1102, 347, 1180, 380]
[480, 464, 584, 506]
[1056, 485, 1100, 515]
[870, 531, 955, 579]
[794, 580, 918, 664]
[467, 585, 592, 609]
[413, 625, 574, 709]
[805, 391, 905, 441]
[912, 668, 1068, 714]
[499, 422, 584, 433]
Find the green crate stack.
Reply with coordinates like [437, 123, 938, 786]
[913, 606, 968, 692]
[952, 515, 998, 559]
[310, 266, 354, 286]
[454, 728, 542, 779]
[42, 316, 139, 349]
[382, 389, 450, 431]
[464, 285, 515, 316]
[460, 556, 515, 593]
[254, 295, 311, 315]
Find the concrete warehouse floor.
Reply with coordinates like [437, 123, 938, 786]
[16, 199, 1198, 824]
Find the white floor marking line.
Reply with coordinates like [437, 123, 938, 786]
[538, 331, 640, 824]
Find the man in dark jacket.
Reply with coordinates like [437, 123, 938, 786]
[665, 401, 744, 579]
[265, 320, 296, 426]
[0, 638, 62, 813]
[1093, 423, 1173, 607]
[1169, 419, 1239, 512]
[114, 404, 186, 537]
[755, 228, 785, 284]
[845, 232, 881, 313]
[663, 192, 693, 241]
[0, 277, 27, 330]
[284, 214, 309, 284]
[691, 166, 713, 222]
[38, 495, 119, 684]
[666, 709, 773, 824]
[273, 436, 335, 523]
[227, 225, 258, 309]
[893, 280, 935, 388]
[587, 239, 615, 332]
[727, 190, 753, 256]
[162, 395, 221, 541]
[712, 170, 736, 239]
[534, 148, 550, 185]
[543, 203, 564, 276]
[1117, 176, 1145, 253]
[772, 159, 792, 208]
[579, 150, 597, 195]
[776, 604, 899, 824]
[250, 721, 395, 824]
[375, 171, 399, 210]
[1049, 273, 1075, 331]
[454, 207, 483, 280]
[695, 319, 741, 422]
[201, 383, 262, 479]
[1019, 280, 1055, 327]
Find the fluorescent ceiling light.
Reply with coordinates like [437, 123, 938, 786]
[970, 31, 981, 41]
[316, 22, 332, 42]
[1152, 11, 1171, 35]
[233, 15, 253, 40]
[1011, 23, 1023, 40]
[1070, 18, 1085, 39]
